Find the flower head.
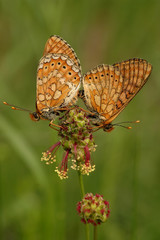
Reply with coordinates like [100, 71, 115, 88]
[77, 193, 110, 226]
[41, 141, 61, 164]
[41, 107, 97, 179]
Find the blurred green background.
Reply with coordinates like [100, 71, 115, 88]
[0, 0, 160, 239]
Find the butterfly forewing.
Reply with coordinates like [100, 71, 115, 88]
[36, 53, 81, 115]
[43, 35, 81, 69]
[83, 58, 152, 125]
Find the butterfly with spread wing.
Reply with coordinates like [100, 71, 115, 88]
[4, 35, 82, 127]
[79, 58, 152, 132]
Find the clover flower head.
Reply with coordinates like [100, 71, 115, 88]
[77, 193, 110, 226]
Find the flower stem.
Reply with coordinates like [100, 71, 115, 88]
[78, 170, 90, 240]
[94, 225, 97, 240]
[78, 169, 85, 198]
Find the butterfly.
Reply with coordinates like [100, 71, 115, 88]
[4, 35, 82, 126]
[79, 58, 152, 132]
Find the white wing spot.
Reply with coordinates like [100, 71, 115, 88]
[112, 93, 119, 102]
[37, 78, 43, 85]
[54, 90, 62, 99]
[61, 55, 67, 61]
[120, 92, 126, 102]
[43, 76, 48, 83]
[52, 69, 58, 77]
[44, 58, 51, 63]
[46, 93, 52, 100]
[39, 94, 45, 101]
[59, 78, 66, 84]
[97, 84, 102, 91]
[52, 54, 60, 60]
[66, 82, 74, 89]
[106, 104, 113, 112]
[57, 72, 63, 78]
[38, 62, 43, 69]
[102, 94, 107, 100]
[111, 88, 116, 97]
[72, 65, 79, 73]
[66, 58, 73, 66]
[50, 83, 56, 91]
[97, 65, 103, 72]
[95, 95, 101, 106]
[91, 69, 97, 74]
[101, 104, 106, 111]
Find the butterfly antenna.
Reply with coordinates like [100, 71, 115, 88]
[114, 120, 140, 124]
[3, 101, 32, 113]
[113, 124, 132, 130]
[113, 120, 140, 130]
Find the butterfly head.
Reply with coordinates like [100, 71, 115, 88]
[103, 123, 114, 132]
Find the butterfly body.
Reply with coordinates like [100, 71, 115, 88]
[30, 108, 60, 122]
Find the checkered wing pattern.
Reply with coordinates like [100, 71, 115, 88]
[43, 35, 81, 68]
[36, 53, 81, 114]
[83, 58, 152, 124]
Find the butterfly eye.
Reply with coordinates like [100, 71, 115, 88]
[103, 124, 114, 132]
[101, 74, 104, 77]
[30, 112, 40, 121]
[111, 75, 113, 77]
[68, 72, 72, 75]
[95, 76, 98, 79]
[63, 66, 66, 69]
[45, 66, 48, 69]
[74, 77, 76, 79]
[51, 63, 54, 66]
[58, 62, 61, 65]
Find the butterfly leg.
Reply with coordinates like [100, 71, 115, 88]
[87, 125, 102, 132]
[49, 121, 64, 131]
[70, 104, 95, 115]
[79, 107, 95, 115]
[78, 90, 84, 99]
[54, 107, 69, 111]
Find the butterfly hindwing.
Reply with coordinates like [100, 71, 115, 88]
[83, 64, 123, 120]
[110, 58, 152, 122]
[36, 53, 81, 114]
[82, 58, 152, 125]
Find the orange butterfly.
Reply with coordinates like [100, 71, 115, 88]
[79, 58, 152, 131]
[4, 36, 82, 126]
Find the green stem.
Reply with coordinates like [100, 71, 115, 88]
[78, 170, 90, 240]
[78, 170, 85, 197]
[94, 225, 97, 240]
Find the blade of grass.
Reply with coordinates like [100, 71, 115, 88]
[0, 114, 49, 189]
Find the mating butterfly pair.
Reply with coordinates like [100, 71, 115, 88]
[4, 35, 152, 131]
